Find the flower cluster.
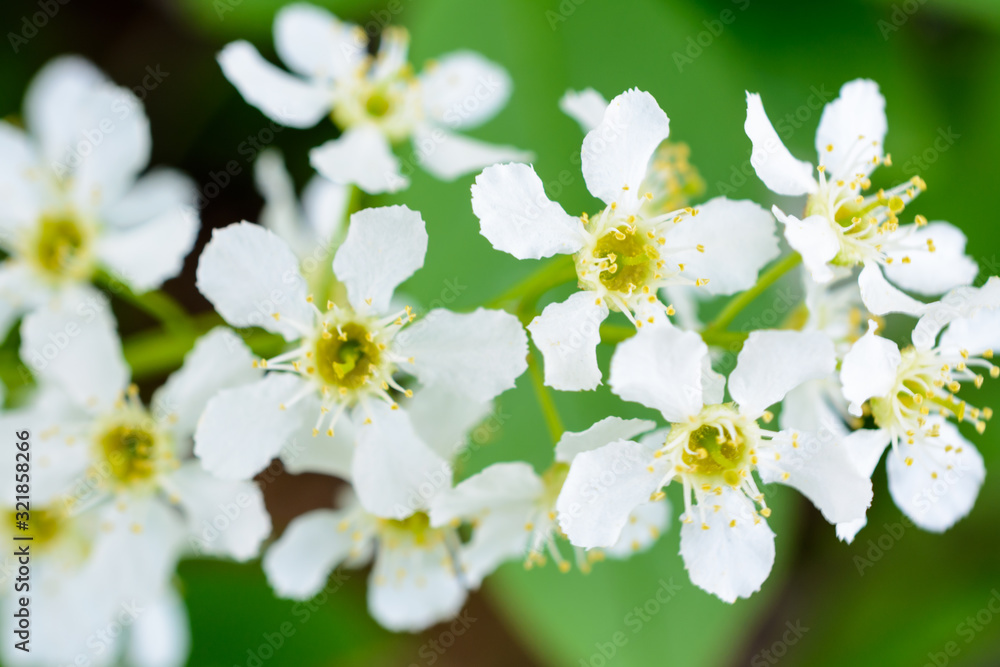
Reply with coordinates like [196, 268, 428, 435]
[0, 3, 996, 663]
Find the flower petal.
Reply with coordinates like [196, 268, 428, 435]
[352, 402, 452, 519]
[302, 174, 350, 248]
[20, 286, 128, 413]
[405, 383, 493, 460]
[602, 498, 670, 559]
[414, 125, 532, 181]
[125, 587, 190, 667]
[420, 51, 512, 130]
[264, 508, 360, 599]
[195, 221, 312, 341]
[273, 3, 366, 81]
[395, 307, 528, 403]
[368, 539, 466, 632]
[95, 204, 199, 292]
[193, 374, 306, 479]
[666, 197, 779, 295]
[559, 88, 608, 133]
[744, 92, 817, 196]
[471, 163, 584, 260]
[279, 400, 356, 478]
[556, 439, 664, 548]
[527, 292, 608, 391]
[0, 261, 48, 341]
[840, 320, 901, 417]
[255, 148, 311, 257]
[773, 208, 839, 283]
[609, 323, 706, 421]
[858, 262, 927, 317]
[679, 486, 775, 603]
[310, 126, 408, 194]
[938, 309, 1000, 358]
[555, 416, 656, 463]
[912, 277, 1000, 350]
[429, 461, 542, 525]
[886, 420, 984, 532]
[757, 430, 873, 524]
[729, 330, 835, 419]
[24, 56, 106, 166]
[883, 222, 978, 296]
[581, 88, 670, 208]
[0, 122, 43, 235]
[842, 427, 891, 478]
[815, 79, 887, 178]
[103, 168, 197, 229]
[169, 461, 271, 561]
[218, 40, 331, 128]
[332, 205, 427, 315]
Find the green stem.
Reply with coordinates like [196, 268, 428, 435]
[527, 350, 564, 444]
[487, 255, 577, 313]
[94, 271, 195, 334]
[702, 252, 802, 335]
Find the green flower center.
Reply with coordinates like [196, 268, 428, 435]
[9, 507, 62, 550]
[592, 224, 659, 293]
[681, 422, 749, 487]
[98, 420, 161, 485]
[365, 91, 391, 118]
[314, 322, 382, 390]
[31, 215, 92, 279]
[380, 511, 439, 546]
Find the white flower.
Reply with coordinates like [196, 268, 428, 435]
[839, 285, 1000, 531]
[218, 3, 530, 194]
[427, 416, 666, 581]
[193, 208, 528, 518]
[472, 88, 779, 391]
[264, 490, 466, 633]
[745, 79, 977, 300]
[555, 324, 872, 602]
[0, 56, 200, 340]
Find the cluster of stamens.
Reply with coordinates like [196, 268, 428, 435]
[92, 385, 175, 491]
[19, 212, 95, 282]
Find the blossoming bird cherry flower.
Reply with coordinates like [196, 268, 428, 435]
[218, 2, 530, 194]
[745, 79, 977, 303]
[839, 279, 1000, 531]
[0, 56, 199, 339]
[427, 416, 667, 580]
[472, 88, 779, 391]
[556, 324, 873, 602]
[193, 206, 528, 518]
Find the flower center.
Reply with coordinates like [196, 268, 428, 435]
[314, 322, 382, 391]
[29, 214, 94, 280]
[92, 390, 173, 489]
[365, 91, 391, 118]
[591, 224, 659, 293]
[9, 507, 62, 550]
[682, 423, 749, 487]
[642, 141, 705, 213]
[331, 74, 419, 143]
[379, 511, 440, 547]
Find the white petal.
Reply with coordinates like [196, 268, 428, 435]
[665, 197, 779, 295]
[310, 126, 408, 194]
[273, 3, 366, 81]
[170, 461, 271, 561]
[368, 539, 466, 632]
[414, 125, 532, 181]
[20, 286, 128, 412]
[195, 221, 313, 341]
[887, 421, 984, 532]
[24, 56, 107, 166]
[0, 261, 48, 341]
[420, 51, 512, 130]
[352, 403, 452, 519]
[842, 427, 891, 478]
[429, 461, 542, 525]
[458, 507, 531, 587]
[938, 309, 1000, 357]
[371, 26, 410, 81]
[264, 509, 359, 599]
[840, 320, 901, 417]
[815, 79, 887, 178]
[395, 307, 528, 403]
[302, 174, 350, 247]
[603, 499, 670, 559]
[103, 168, 197, 229]
[279, 400, 356, 478]
[729, 330, 835, 419]
[471, 163, 584, 260]
[555, 416, 656, 463]
[125, 587, 190, 667]
[680, 486, 775, 603]
[0, 122, 43, 234]
[405, 384, 493, 460]
[701, 356, 726, 405]
[757, 430, 872, 524]
[744, 92, 818, 196]
[609, 323, 706, 421]
[528, 292, 608, 391]
[912, 277, 1000, 350]
[883, 222, 978, 296]
[773, 208, 839, 283]
[95, 205, 199, 292]
[152, 327, 260, 439]
[559, 88, 608, 133]
[218, 41, 331, 128]
[581, 88, 670, 207]
[835, 517, 867, 544]
[333, 205, 427, 314]
[556, 439, 664, 548]
[193, 374, 306, 479]
[858, 262, 927, 317]
[255, 148, 311, 257]
[780, 377, 850, 437]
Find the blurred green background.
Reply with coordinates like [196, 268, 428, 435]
[2, 0, 1000, 665]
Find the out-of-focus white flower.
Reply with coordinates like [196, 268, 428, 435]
[218, 3, 530, 194]
[193, 208, 528, 518]
[428, 417, 666, 581]
[555, 324, 872, 602]
[0, 56, 199, 340]
[472, 89, 779, 391]
[745, 79, 977, 302]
